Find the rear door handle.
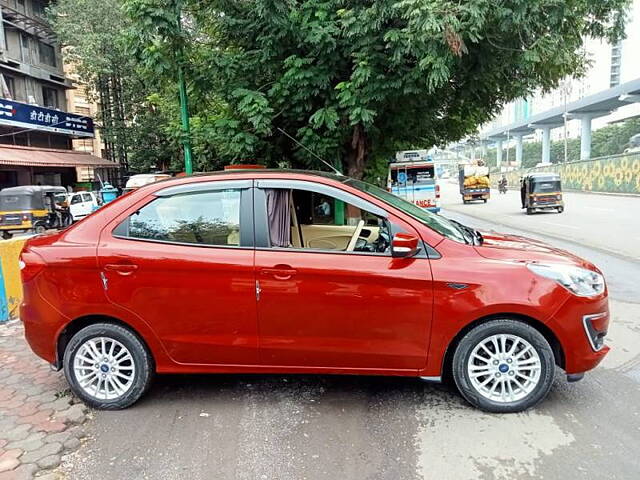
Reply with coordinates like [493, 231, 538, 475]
[104, 263, 138, 275]
[260, 265, 297, 280]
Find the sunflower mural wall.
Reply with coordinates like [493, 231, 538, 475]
[494, 152, 640, 194]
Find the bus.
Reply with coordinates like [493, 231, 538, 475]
[388, 150, 440, 213]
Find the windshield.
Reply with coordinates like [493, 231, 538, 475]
[0, 195, 33, 211]
[345, 178, 467, 243]
[390, 166, 435, 186]
[532, 180, 561, 193]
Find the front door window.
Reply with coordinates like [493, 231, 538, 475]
[262, 187, 392, 254]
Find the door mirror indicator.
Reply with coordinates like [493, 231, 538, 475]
[391, 233, 420, 258]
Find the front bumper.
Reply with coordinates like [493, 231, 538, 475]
[547, 293, 610, 375]
[530, 203, 563, 209]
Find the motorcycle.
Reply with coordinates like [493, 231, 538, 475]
[498, 183, 508, 194]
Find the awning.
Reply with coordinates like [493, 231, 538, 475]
[0, 145, 118, 168]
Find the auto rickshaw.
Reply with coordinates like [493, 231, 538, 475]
[520, 173, 564, 215]
[0, 185, 69, 239]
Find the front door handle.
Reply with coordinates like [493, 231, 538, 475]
[104, 263, 138, 276]
[260, 265, 297, 280]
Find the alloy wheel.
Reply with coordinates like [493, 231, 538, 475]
[73, 336, 136, 401]
[467, 334, 542, 403]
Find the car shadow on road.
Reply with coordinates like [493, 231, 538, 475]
[137, 373, 464, 410]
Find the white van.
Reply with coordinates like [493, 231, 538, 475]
[67, 191, 99, 222]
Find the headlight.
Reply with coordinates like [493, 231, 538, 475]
[527, 263, 605, 297]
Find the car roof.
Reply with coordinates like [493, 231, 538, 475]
[525, 172, 560, 179]
[0, 185, 68, 195]
[146, 168, 348, 188]
[195, 168, 344, 180]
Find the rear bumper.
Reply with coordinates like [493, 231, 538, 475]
[547, 293, 610, 375]
[21, 283, 63, 365]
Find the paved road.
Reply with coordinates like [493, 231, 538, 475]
[59, 188, 640, 480]
[441, 181, 640, 260]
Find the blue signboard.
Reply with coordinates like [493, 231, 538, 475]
[0, 98, 94, 137]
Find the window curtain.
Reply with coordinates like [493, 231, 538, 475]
[265, 189, 291, 247]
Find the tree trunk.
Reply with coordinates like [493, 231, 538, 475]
[345, 123, 368, 180]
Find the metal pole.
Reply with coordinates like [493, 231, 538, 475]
[176, 5, 193, 175]
[564, 101, 568, 163]
[178, 66, 193, 175]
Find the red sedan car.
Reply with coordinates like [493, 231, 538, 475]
[20, 170, 609, 412]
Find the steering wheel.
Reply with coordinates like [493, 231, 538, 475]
[346, 220, 365, 252]
[375, 229, 390, 253]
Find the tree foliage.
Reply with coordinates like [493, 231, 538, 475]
[49, 0, 182, 172]
[123, 0, 630, 178]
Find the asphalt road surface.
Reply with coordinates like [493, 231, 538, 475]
[60, 184, 640, 480]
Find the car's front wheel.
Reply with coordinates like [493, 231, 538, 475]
[63, 323, 154, 409]
[452, 319, 555, 413]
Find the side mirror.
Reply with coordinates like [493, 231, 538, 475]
[391, 232, 420, 258]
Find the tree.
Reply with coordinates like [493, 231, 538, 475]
[49, 0, 182, 172]
[123, 0, 629, 179]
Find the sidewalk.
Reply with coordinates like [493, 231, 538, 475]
[0, 321, 88, 480]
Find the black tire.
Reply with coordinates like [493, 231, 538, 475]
[2, 232, 12, 240]
[452, 319, 555, 413]
[557, 206, 564, 213]
[526, 208, 533, 215]
[63, 323, 154, 410]
[34, 224, 46, 234]
[483, 199, 487, 203]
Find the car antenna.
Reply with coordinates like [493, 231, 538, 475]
[277, 127, 343, 176]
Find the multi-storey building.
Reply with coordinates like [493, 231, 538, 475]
[0, 0, 115, 190]
[65, 65, 103, 158]
[479, 0, 640, 164]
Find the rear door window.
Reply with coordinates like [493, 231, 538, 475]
[116, 189, 242, 246]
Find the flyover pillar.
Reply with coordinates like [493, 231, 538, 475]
[580, 115, 593, 160]
[514, 134, 524, 167]
[541, 127, 551, 164]
[496, 140, 503, 168]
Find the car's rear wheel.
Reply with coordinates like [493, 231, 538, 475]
[452, 319, 555, 413]
[63, 323, 154, 410]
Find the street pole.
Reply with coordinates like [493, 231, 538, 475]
[178, 66, 193, 175]
[176, 4, 193, 175]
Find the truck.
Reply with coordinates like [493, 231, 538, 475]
[459, 164, 490, 204]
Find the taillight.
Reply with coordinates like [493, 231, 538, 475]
[19, 250, 46, 283]
[435, 184, 441, 198]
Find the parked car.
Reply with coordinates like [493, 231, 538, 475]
[20, 170, 609, 412]
[67, 191, 99, 222]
